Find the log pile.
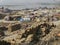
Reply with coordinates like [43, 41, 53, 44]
[0, 22, 57, 45]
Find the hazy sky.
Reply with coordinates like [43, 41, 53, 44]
[0, 0, 60, 5]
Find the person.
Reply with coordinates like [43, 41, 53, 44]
[4, 15, 10, 21]
[9, 16, 13, 21]
[4, 15, 13, 21]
